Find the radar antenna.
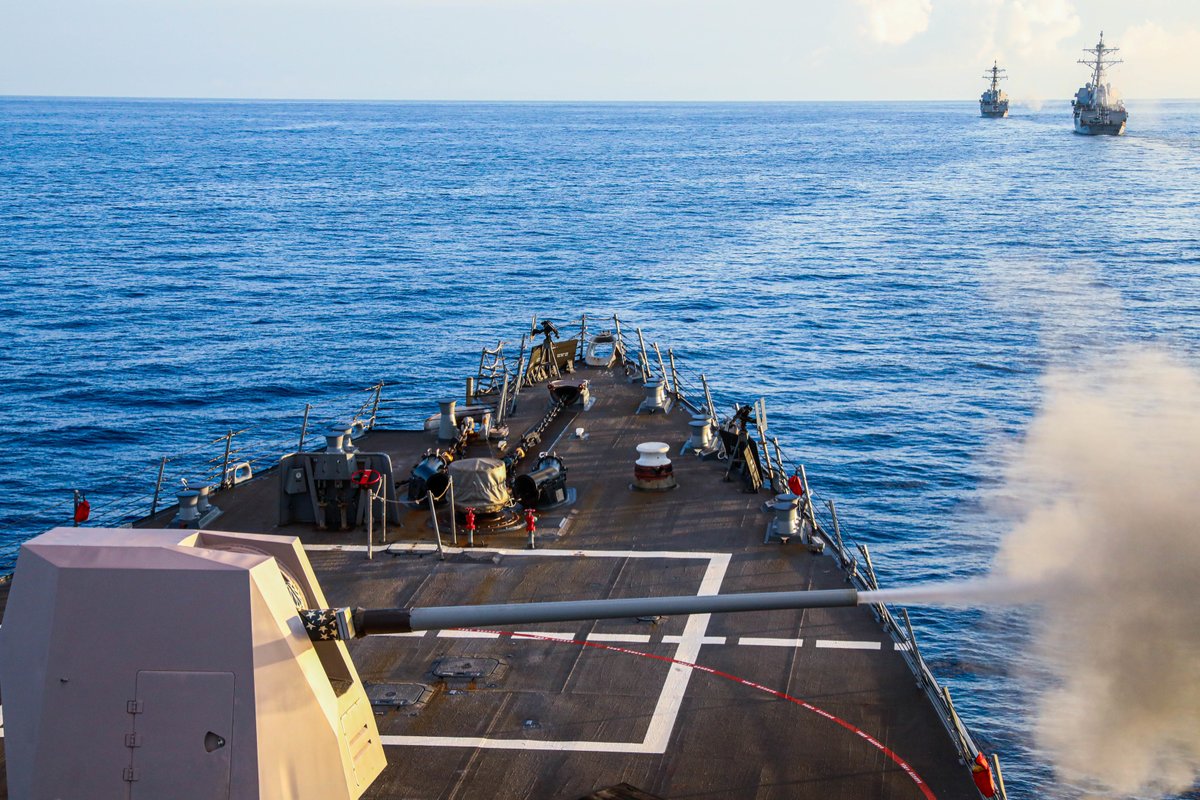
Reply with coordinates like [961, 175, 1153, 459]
[981, 61, 1007, 94]
[1078, 31, 1122, 88]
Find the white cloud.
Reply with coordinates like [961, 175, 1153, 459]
[855, 0, 933, 45]
[1118, 21, 1200, 98]
[977, 0, 1080, 58]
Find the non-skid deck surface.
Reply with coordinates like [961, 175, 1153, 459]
[0, 364, 977, 799]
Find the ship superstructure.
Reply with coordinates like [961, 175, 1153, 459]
[979, 62, 1009, 118]
[1072, 31, 1128, 135]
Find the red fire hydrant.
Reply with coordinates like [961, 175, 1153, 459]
[524, 508, 537, 549]
[465, 507, 477, 547]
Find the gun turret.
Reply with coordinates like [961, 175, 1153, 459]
[0, 527, 861, 800]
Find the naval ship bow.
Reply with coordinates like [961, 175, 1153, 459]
[0, 315, 1006, 799]
[1072, 31, 1128, 135]
[979, 62, 1009, 118]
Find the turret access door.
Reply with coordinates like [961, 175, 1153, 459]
[129, 671, 235, 799]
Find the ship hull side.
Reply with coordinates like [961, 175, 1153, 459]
[1073, 118, 1126, 135]
[981, 109, 1008, 118]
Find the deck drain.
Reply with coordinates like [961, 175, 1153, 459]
[432, 656, 500, 679]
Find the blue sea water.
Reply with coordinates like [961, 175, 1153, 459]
[2, 97, 1199, 797]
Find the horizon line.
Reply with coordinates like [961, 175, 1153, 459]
[3, 93, 1197, 105]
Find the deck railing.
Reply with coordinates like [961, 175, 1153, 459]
[26, 383, 389, 534]
[604, 312, 1004, 798]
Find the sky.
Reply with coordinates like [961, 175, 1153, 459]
[1, 0, 1196, 101]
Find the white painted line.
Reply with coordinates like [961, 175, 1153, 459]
[738, 637, 804, 648]
[586, 633, 652, 643]
[815, 640, 881, 650]
[513, 631, 575, 641]
[662, 634, 727, 645]
[437, 630, 500, 639]
[641, 553, 730, 753]
[331, 545, 734, 754]
[380, 734, 650, 753]
[374, 631, 427, 638]
[312, 542, 732, 562]
[894, 642, 911, 651]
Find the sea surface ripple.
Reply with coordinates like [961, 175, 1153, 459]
[2, 97, 1199, 797]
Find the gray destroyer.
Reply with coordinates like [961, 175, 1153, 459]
[0, 316, 1008, 799]
[1072, 32, 1128, 135]
[979, 62, 1009, 118]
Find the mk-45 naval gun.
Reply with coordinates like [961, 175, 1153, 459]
[0, 528, 860, 800]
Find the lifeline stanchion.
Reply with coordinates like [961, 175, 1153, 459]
[448, 476, 457, 545]
[366, 485, 374, 561]
[427, 491, 446, 561]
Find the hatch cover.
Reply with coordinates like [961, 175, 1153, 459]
[365, 683, 426, 708]
[432, 656, 499, 679]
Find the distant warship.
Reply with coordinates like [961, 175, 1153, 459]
[1072, 31, 1127, 135]
[979, 61, 1009, 118]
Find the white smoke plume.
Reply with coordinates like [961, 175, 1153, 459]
[1012, 95, 1044, 112]
[993, 349, 1200, 796]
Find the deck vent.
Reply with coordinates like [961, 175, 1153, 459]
[325, 429, 346, 453]
[175, 490, 201, 524]
[682, 415, 714, 454]
[194, 483, 213, 514]
[636, 380, 671, 414]
[633, 442, 677, 491]
[765, 493, 801, 544]
[438, 399, 458, 441]
[338, 424, 359, 453]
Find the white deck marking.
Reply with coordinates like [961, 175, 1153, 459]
[641, 552, 729, 753]
[512, 631, 575, 641]
[374, 631, 428, 638]
[738, 637, 804, 647]
[661, 634, 727, 645]
[304, 544, 893, 753]
[341, 544, 730, 754]
[586, 633, 652, 643]
[894, 642, 911, 651]
[815, 640, 882, 650]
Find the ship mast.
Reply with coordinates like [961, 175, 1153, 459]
[981, 61, 1006, 94]
[1079, 31, 1121, 88]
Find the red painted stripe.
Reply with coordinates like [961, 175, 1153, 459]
[461, 628, 939, 800]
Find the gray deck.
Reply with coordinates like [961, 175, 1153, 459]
[0, 363, 978, 799]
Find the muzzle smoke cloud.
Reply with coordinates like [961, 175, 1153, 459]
[864, 348, 1200, 796]
[992, 349, 1200, 797]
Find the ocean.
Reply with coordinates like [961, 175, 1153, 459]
[2, 97, 1199, 797]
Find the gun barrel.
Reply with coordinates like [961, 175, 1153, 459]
[345, 588, 860, 638]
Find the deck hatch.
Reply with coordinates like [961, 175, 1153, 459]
[365, 682, 426, 707]
[432, 656, 500, 679]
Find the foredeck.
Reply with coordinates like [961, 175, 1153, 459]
[0, 362, 979, 799]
